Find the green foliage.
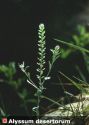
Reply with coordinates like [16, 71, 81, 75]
[60, 72, 88, 94]
[73, 25, 89, 47]
[59, 72, 89, 116]
[55, 26, 89, 86]
[0, 62, 16, 80]
[0, 62, 23, 90]
[56, 25, 89, 59]
[55, 28, 89, 82]
[0, 62, 37, 117]
[54, 26, 89, 116]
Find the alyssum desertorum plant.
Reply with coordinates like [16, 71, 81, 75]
[19, 23, 60, 117]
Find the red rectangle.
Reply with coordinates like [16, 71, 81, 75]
[2, 118, 7, 124]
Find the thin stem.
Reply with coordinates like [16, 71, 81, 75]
[42, 60, 55, 85]
[37, 95, 40, 118]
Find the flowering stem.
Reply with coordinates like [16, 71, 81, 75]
[19, 24, 61, 118]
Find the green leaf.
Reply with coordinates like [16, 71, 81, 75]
[54, 38, 89, 54]
[59, 72, 87, 93]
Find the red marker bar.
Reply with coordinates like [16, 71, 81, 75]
[2, 118, 7, 124]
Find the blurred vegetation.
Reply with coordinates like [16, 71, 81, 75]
[55, 25, 89, 83]
[60, 25, 89, 59]
[0, 62, 36, 118]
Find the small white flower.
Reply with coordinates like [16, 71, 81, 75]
[39, 23, 45, 30]
[44, 77, 51, 80]
[19, 62, 24, 68]
[19, 62, 25, 72]
[55, 45, 60, 50]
